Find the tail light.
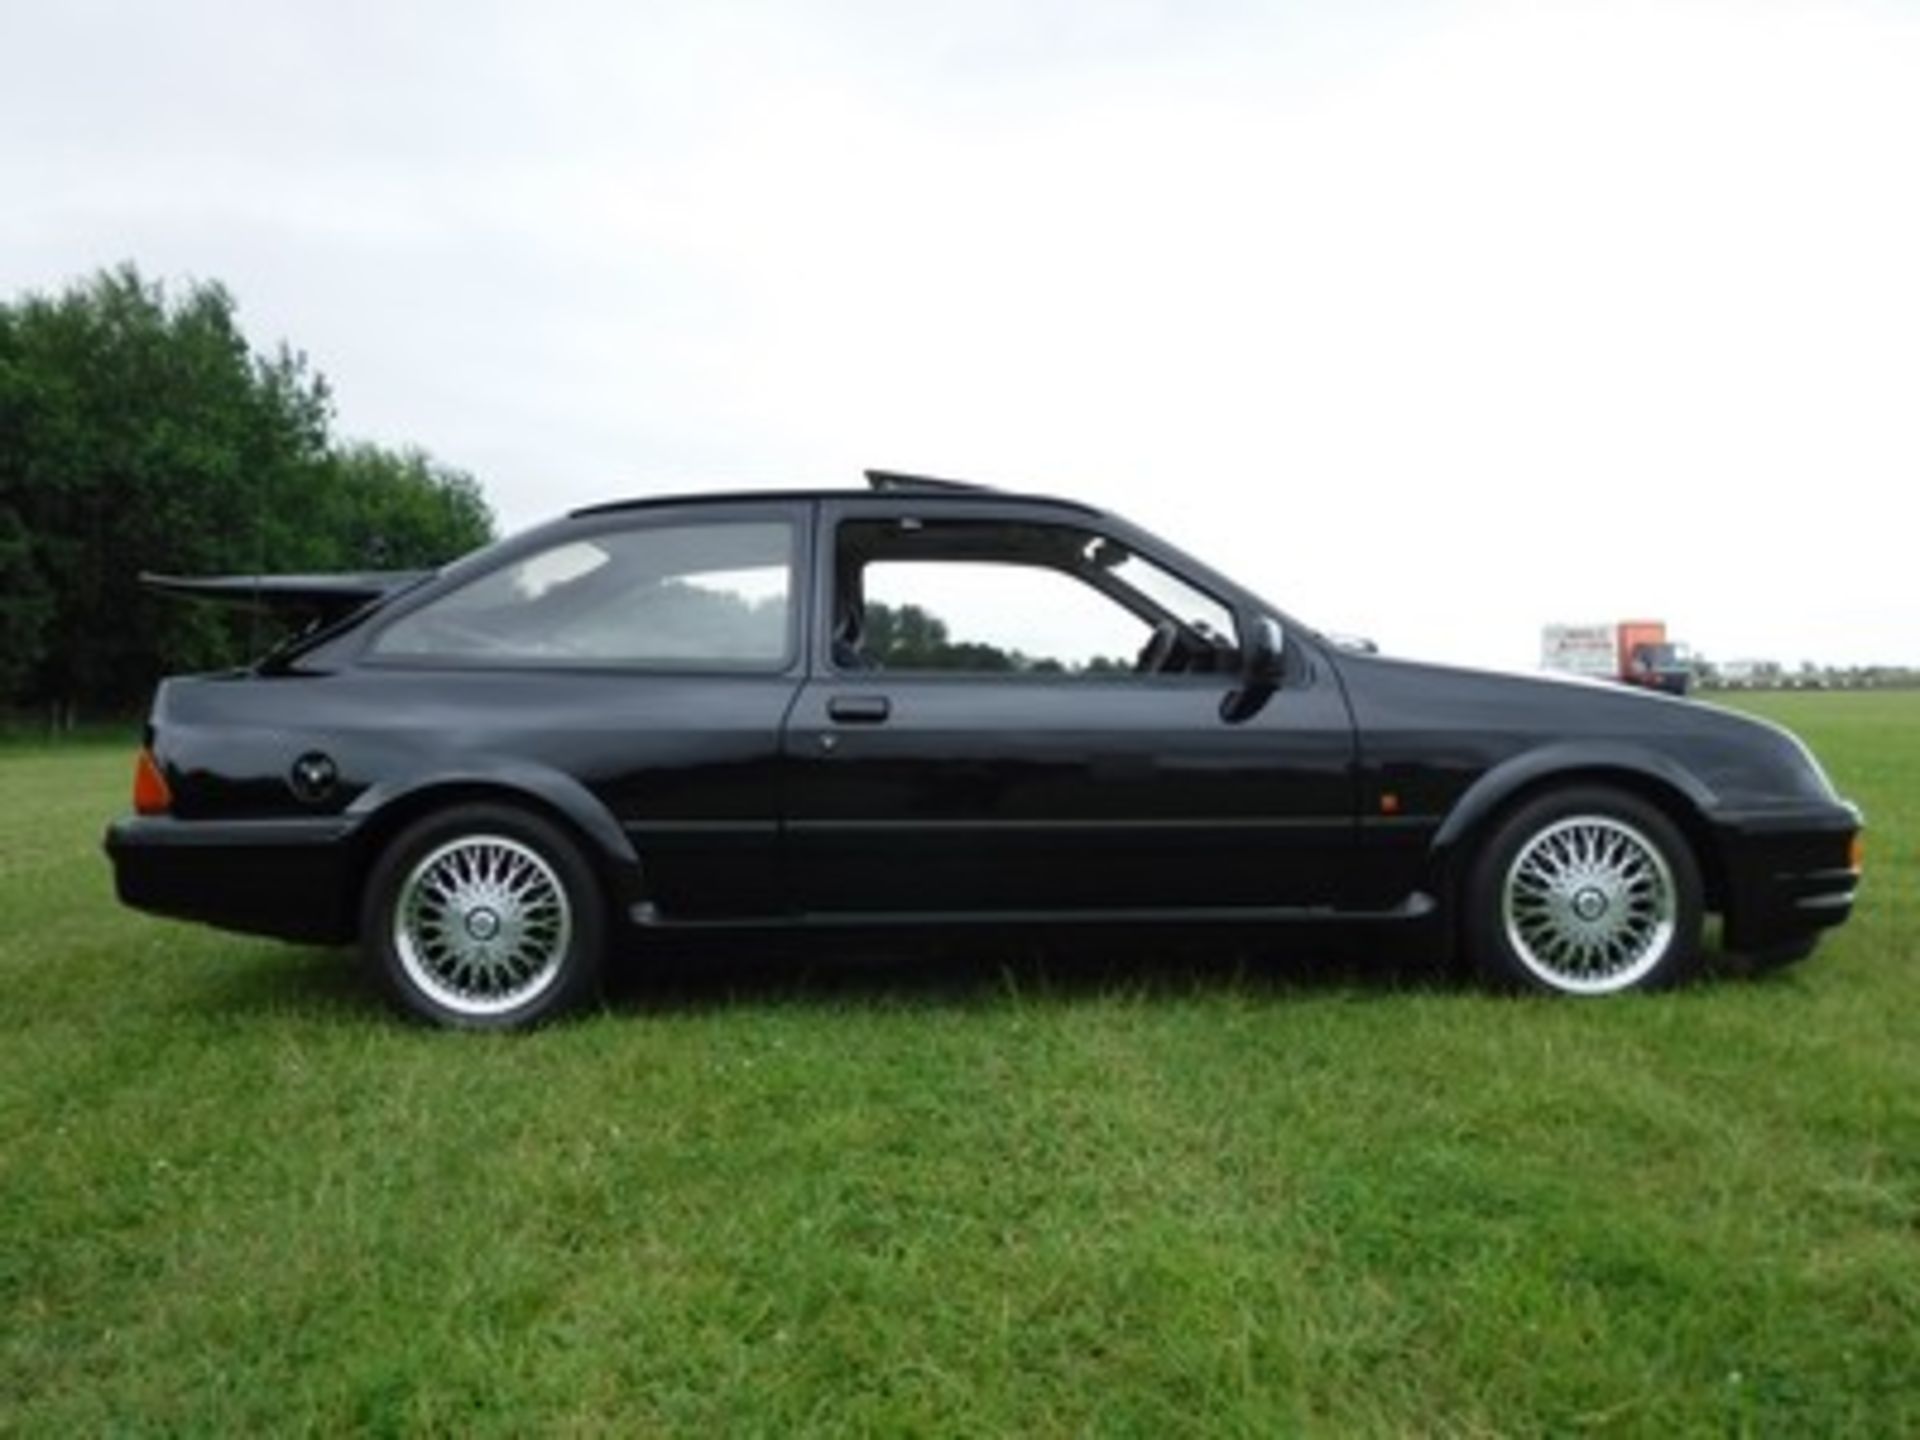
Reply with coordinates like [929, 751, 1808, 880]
[133, 748, 172, 816]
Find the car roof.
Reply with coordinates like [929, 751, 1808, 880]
[569, 469, 1103, 520]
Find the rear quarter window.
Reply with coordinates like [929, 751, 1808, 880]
[370, 520, 794, 669]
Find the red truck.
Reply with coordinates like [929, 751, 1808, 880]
[1541, 621, 1692, 695]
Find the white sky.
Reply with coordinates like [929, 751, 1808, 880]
[4, 0, 1916, 670]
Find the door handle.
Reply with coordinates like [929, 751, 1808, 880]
[827, 694, 891, 724]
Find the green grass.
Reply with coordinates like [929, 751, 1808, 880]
[2, 695, 1916, 1435]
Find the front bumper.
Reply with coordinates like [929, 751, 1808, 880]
[105, 815, 361, 945]
[1713, 800, 1862, 956]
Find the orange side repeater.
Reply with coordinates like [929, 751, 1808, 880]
[133, 748, 172, 815]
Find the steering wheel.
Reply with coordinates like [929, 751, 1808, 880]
[1135, 619, 1181, 674]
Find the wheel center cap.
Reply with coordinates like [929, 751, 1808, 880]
[1572, 887, 1608, 922]
[465, 907, 502, 941]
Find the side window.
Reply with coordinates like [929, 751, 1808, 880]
[372, 520, 793, 668]
[863, 560, 1147, 674]
[835, 518, 1240, 677]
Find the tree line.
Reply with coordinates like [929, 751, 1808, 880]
[0, 265, 494, 723]
[864, 601, 1131, 674]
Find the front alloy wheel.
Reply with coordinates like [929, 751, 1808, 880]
[1467, 787, 1703, 995]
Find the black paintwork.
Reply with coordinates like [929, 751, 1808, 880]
[106, 485, 1862, 963]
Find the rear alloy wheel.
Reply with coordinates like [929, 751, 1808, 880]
[363, 804, 605, 1028]
[1465, 787, 1703, 995]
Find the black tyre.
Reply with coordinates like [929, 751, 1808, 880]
[1463, 786, 1703, 996]
[361, 803, 606, 1029]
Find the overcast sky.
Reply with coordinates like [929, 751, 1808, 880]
[4, 0, 1915, 669]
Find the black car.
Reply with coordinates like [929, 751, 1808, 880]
[107, 471, 1862, 1028]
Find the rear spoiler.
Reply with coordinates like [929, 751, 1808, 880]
[140, 569, 433, 625]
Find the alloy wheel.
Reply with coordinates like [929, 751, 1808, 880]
[392, 834, 574, 1017]
[1500, 814, 1677, 994]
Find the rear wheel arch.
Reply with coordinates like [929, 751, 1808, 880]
[347, 780, 640, 939]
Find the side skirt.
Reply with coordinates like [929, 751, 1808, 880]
[623, 893, 1438, 937]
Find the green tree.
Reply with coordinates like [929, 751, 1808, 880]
[863, 601, 967, 669]
[311, 444, 492, 572]
[0, 264, 494, 721]
[0, 506, 51, 698]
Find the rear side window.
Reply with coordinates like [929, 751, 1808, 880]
[371, 520, 794, 669]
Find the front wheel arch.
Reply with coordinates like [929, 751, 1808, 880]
[1436, 765, 1726, 923]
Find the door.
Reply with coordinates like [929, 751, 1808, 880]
[781, 502, 1357, 915]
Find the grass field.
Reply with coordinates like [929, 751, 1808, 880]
[2, 693, 1915, 1434]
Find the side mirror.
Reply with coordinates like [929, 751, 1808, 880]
[1245, 615, 1285, 685]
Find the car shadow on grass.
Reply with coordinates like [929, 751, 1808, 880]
[604, 930, 1469, 1018]
[183, 942, 382, 1023]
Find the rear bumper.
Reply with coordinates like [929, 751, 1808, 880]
[105, 815, 361, 944]
[1713, 801, 1862, 956]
